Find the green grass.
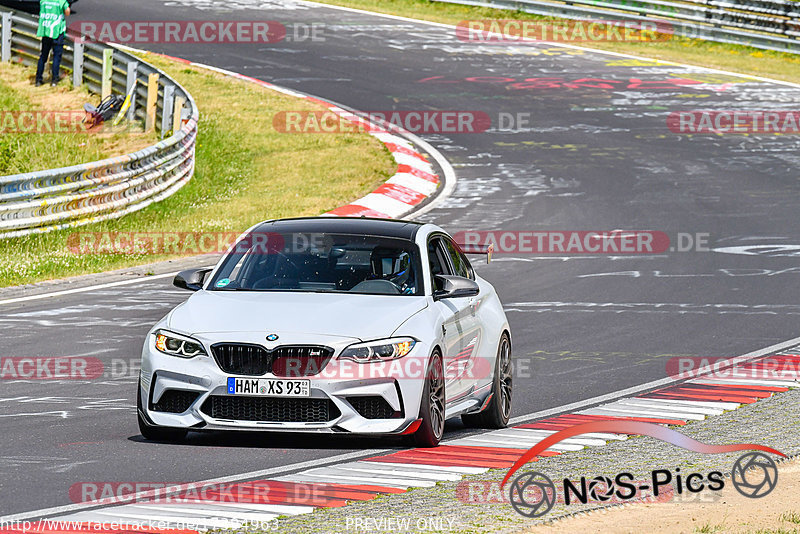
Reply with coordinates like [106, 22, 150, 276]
[0, 61, 156, 174]
[311, 0, 800, 85]
[694, 523, 725, 534]
[781, 512, 800, 525]
[0, 54, 395, 287]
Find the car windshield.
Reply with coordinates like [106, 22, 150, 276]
[208, 231, 422, 296]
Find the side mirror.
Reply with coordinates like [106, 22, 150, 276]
[173, 268, 212, 291]
[433, 274, 480, 300]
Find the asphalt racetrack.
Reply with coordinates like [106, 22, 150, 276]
[2, 0, 800, 518]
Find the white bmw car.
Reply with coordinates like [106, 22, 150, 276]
[138, 217, 512, 447]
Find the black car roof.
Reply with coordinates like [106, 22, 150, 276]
[252, 217, 426, 240]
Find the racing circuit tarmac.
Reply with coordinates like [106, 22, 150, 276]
[2, 0, 800, 520]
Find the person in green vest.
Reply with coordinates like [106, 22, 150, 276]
[35, 0, 71, 87]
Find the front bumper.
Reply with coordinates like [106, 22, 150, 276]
[139, 330, 430, 435]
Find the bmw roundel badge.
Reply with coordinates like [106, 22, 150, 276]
[266, 334, 279, 341]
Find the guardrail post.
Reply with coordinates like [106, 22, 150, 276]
[161, 84, 175, 139]
[1, 12, 11, 62]
[72, 41, 84, 87]
[126, 61, 138, 122]
[0, 10, 198, 238]
[172, 96, 185, 134]
[101, 48, 113, 99]
[145, 72, 159, 132]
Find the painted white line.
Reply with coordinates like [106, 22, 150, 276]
[2, 448, 389, 522]
[507, 334, 800, 426]
[691, 377, 799, 388]
[28, 47, 450, 316]
[628, 397, 741, 410]
[127, 503, 278, 522]
[614, 398, 725, 415]
[12, 336, 798, 525]
[346, 461, 467, 479]
[389, 148, 429, 164]
[392, 152, 434, 172]
[39, 512, 169, 529]
[358, 192, 416, 216]
[301, 0, 457, 28]
[395, 130, 456, 219]
[372, 132, 414, 148]
[295, 467, 440, 486]
[448, 436, 584, 451]
[387, 173, 439, 196]
[0, 271, 180, 307]
[360, 461, 488, 475]
[506, 427, 627, 441]
[595, 401, 714, 419]
[165, 501, 314, 515]
[14, 337, 799, 524]
[275, 471, 428, 488]
[491, 428, 608, 446]
[300, 0, 800, 91]
[332, 464, 461, 482]
[582, 406, 702, 421]
[164, 53, 452, 221]
[55, 508, 241, 529]
[182, 56, 455, 221]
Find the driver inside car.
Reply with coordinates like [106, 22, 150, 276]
[369, 247, 415, 294]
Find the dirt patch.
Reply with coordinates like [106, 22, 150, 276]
[523, 458, 800, 534]
[0, 59, 156, 163]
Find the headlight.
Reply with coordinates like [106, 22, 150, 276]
[154, 330, 206, 358]
[339, 337, 416, 363]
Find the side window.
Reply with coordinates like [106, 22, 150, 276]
[460, 249, 475, 280]
[428, 237, 453, 291]
[443, 238, 473, 280]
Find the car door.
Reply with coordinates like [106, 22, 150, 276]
[428, 235, 478, 402]
[441, 237, 484, 398]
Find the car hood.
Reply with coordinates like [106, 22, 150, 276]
[167, 290, 428, 340]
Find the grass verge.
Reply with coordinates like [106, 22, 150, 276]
[310, 0, 800, 85]
[0, 60, 155, 174]
[0, 53, 395, 287]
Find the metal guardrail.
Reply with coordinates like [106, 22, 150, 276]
[433, 0, 800, 54]
[0, 10, 198, 239]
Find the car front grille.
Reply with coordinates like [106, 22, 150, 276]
[211, 344, 334, 377]
[151, 390, 200, 414]
[271, 346, 334, 377]
[347, 396, 401, 419]
[200, 396, 340, 423]
[212, 343, 272, 375]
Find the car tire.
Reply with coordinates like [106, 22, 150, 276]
[413, 351, 446, 448]
[137, 384, 188, 442]
[461, 333, 512, 429]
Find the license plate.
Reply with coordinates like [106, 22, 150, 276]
[227, 377, 310, 397]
